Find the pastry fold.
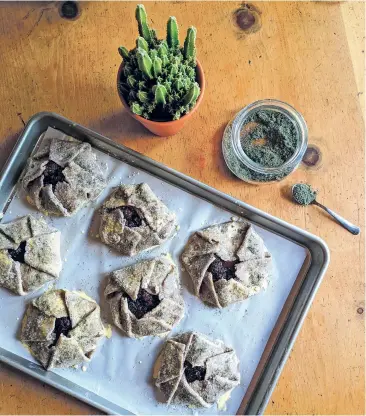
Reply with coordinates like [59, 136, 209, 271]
[20, 289, 105, 369]
[22, 127, 107, 216]
[105, 254, 184, 338]
[100, 183, 177, 256]
[155, 332, 240, 408]
[0, 215, 61, 295]
[181, 220, 272, 308]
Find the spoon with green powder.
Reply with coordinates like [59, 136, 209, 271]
[292, 183, 360, 235]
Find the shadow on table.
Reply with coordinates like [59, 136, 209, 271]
[211, 121, 243, 181]
[86, 110, 153, 143]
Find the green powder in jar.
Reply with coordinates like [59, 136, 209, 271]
[222, 118, 293, 183]
[292, 183, 317, 205]
[240, 109, 298, 168]
[222, 105, 305, 183]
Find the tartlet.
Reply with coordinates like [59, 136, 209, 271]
[22, 127, 107, 216]
[181, 220, 272, 308]
[20, 289, 105, 369]
[154, 331, 240, 408]
[0, 215, 61, 295]
[100, 183, 177, 256]
[105, 254, 184, 338]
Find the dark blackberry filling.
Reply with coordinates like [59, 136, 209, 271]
[184, 361, 206, 383]
[50, 316, 72, 347]
[120, 206, 142, 227]
[207, 255, 239, 282]
[8, 241, 27, 263]
[43, 161, 66, 190]
[126, 288, 160, 319]
[105, 205, 142, 228]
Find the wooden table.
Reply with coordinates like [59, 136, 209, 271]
[0, 1, 364, 414]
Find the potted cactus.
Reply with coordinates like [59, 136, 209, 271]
[117, 4, 205, 136]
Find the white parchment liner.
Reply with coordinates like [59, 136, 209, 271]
[0, 131, 307, 415]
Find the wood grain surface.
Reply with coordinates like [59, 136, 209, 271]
[0, 1, 364, 415]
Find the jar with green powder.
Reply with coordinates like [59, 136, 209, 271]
[222, 99, 308, 184]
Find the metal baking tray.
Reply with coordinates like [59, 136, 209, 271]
[0, 112, 329, 415]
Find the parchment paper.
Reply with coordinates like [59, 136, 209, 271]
[0, 130, 307, 415]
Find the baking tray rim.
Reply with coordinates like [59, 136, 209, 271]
[0, 111, 330, 415]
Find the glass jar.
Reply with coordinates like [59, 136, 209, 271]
[222, 99, 308, 184]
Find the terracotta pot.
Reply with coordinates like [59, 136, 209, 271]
[117, 59, 205, 136]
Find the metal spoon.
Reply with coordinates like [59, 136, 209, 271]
[291, 185, 360, 235]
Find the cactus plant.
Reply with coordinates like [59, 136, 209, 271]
[118, 4, 200, 121]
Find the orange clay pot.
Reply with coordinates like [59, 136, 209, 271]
[117, 59, 205, 136]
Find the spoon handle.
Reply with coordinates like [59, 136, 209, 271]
[313, 200, 360, 235]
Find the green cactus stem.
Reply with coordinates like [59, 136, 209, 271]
[123, 63, 132, 77]
[183, 27, 196, 61]
[154, 84, 167, 106]
[161, 55, 169, 66]
[131, 102, 143, 115]
[136, 36, 149, 52]
[167, 16, 179, 48]
[170, 63, 179, 75]
[150, 49, 158, 59]
[182, 83, 200, 106]
[119, 5, 200, 121]
[127, 75, 137, 88]
[150, 29, 158, 43]
[118, 46, 130, 60]
[186, 66, 195, 78]
[158, 43, 168, 57]
[174, 78, 184, 90]
[147, 103, 156, 113]
[153, 56, 163, 77]
[138, 80, 147, 89]
[137, 90, 149, 103]
[137, 49, 153, 79]
[173, 110, 181, 121]
[163, 81, 172, 92]
[135, 4, 153, 45]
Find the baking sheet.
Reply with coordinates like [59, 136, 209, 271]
[0, 128, 307, 415]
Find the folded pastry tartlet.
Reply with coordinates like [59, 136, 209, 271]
[105, 254, 184, 338]
[100, 183, 177, 256]
[22, 127, 107, 216]
[20, 289, 105, 369]
[181, 220, 272, 308]
[154, 331, 240, 408]
[0, 215, 61, 295]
